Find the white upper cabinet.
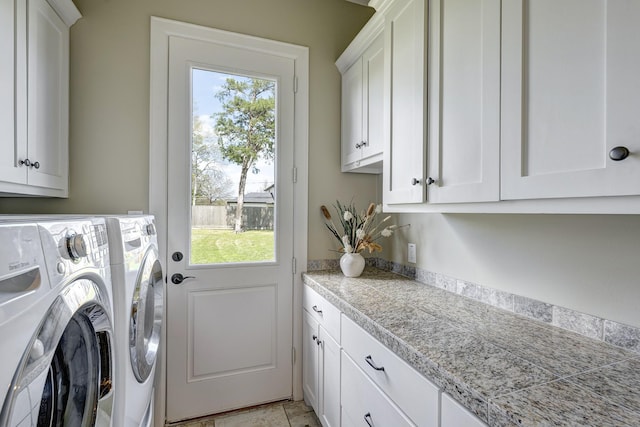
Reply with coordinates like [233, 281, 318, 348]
[27, 0, 70, 192]
[0, 0, 78, 197]
[426, 0, 500, 203]
[0, 0, 25, 186]
[501, 0, 640, 200]
[338, 17, 385, 173]
[382, 0, 427, 204]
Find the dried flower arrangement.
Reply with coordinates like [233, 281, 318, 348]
[320, 201, 401, 254]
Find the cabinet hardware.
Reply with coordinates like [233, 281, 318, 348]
[365, 355, 385, 371]
[364, 413, 373, 427]
[426, 176, 436, 185]
[609, 146, 630, 161]
[19, 159, 31, 167]
[312, 334, 317, 342]
[32, 161, 40, 169]
[312, 305, 323, 314]
[411, 178, 421, 186]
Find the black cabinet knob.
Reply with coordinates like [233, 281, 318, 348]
[609, 146, 630, 161]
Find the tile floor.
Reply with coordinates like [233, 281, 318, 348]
[167, 400, 321, 427]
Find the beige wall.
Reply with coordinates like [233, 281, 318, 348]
[388, 213, 640, 328]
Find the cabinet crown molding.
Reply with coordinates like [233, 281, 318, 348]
[335, 12, 383, 72]
[46, 0, 81, 26]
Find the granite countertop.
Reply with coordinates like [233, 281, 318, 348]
[302, 268, 640, 427]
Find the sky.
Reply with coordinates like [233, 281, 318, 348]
[192, 68, 275, 195]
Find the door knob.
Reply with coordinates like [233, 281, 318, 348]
[609, 146, 630, 161]
[171, 273, 195, 285]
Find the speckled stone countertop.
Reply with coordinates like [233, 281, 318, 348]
[303, 269, 640, 427]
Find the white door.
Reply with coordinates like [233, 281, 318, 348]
[501, 0, 640, 199]
[165, 34, 296, 422]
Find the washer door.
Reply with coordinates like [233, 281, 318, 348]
[0, 279, 114, 427]
[130, 246, 164, 383]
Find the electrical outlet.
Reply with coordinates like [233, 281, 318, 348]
[408, 243, 417, 264]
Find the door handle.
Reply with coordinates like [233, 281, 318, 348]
[171, 273, 195, 285]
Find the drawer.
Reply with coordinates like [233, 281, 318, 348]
[342, 315, 439, 427]
[341, 351, 414, 427]
[303, 285, 341, 342]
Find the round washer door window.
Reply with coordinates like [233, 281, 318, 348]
[130, 246, 164, 382]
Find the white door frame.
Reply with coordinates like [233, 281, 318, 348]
[149, 17, 308, 427]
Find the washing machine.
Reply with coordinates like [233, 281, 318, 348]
[105, 215, 163, 427]
[0, 217, 115, 426]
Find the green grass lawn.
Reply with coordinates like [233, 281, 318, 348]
[191, 228, 275, 264]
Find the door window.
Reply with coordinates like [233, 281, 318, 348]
[190, 69, 276, 265]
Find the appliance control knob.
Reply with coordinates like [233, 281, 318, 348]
[145, 223, 156, 236]
[67, 233, 88, 260]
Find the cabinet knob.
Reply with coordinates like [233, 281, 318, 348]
[19, 158, 31, 167]
[426, 177, 437, 185]
[411, 178, 421, 186]
[609, 146, 630, 161]
[32, 161, 40, 169]
[355, 141, 365, 149]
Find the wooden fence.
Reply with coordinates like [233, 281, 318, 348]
[191, 205, 274, 230]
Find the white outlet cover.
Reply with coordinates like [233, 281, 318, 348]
[408, 243, 416, 263]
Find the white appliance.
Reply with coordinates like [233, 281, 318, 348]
[105, 215, 163, 427]
[0, 217, 115, 426]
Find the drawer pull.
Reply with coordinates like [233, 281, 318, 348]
[312, 305, 323, 314]
[364, 412, 373, 427]
[365, 355, 385, 372]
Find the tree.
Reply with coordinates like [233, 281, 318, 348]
[213, 77, 275, 232]
[192, 115, 232, 205]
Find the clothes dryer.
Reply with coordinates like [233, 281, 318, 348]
[105, 216, 164, 427]
[0, 217, 115, 426]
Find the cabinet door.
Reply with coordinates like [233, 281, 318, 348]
[302, 310, 320, 413]
[427, 0, 500, 203]
[26, 0, 69, 192]
[318, 327, 340, 427]
[383, 0, 426, 204]
[341, 57, 364, 170]
[502, 0, 640, 199]
[361, 32, 384, 164]
[0, 0, 28, 185]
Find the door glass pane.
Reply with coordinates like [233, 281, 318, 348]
[190, 68, 276, 265]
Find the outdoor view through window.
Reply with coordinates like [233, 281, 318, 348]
[190, 68, 276, 265]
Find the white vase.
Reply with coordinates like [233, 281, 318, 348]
[340, 252, 365, 277]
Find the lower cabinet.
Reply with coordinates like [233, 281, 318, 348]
[302, 284, 487, 427]
[341, 315, 439, 427]
[302, 310, 341, 427]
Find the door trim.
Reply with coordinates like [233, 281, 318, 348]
[149, 16, 309, 426]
